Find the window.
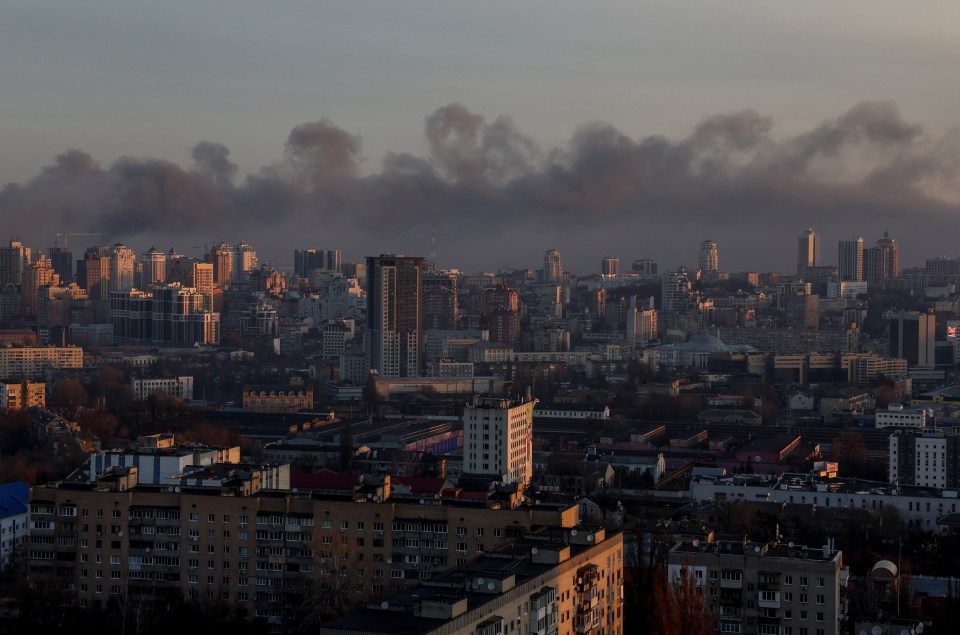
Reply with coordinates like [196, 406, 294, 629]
[208, 514, 216, 522]
[189, 513, 199, 522]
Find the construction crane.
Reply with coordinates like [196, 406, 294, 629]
[55, 232, 101, 249]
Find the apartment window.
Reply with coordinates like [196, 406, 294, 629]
[341, 520, 349, 530]
[189, 513, 198, 522]
[110, 555, 120, 565]
[356, 521, 364, 530]
[223, 515, 230, 523]
[816, 577, 824, 587]
[816, 594, 824, 605]
[208, 514, 216, 522]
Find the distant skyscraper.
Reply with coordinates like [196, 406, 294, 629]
[864, 231, 900, 287]
[483, 283, 521, 347]
[140, 247, 167, 288]
[543, 249, 562, 282]
[232, 241, 258, 283]
[77, 246, 110, 302]
[367, 254, 424, 377]
[210, 243, 234, 286]
[294, 248, 342, 277]
[422, 269, 459, 331]
[631, 259, 659, 278]
[48, 246, 73, 283]
[698, 240, 719, 273]
[797, 228, 820, 275]
[838, 237, 864, 281]
[661, 269, 692, 313]
[601, 256, 620, 278]
[0, 241, 32, 287]
[109, 243, 136, 292]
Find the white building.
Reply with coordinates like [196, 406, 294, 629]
[88, 434, 239, 484]
[463, 396, 535, 485]
[875, 403, 928, 430]
[0, 481, 28, 570]
[130, 376, 194, 402]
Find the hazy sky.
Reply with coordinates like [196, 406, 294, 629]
[2, 1, 960, 274]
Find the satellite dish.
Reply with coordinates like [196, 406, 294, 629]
[380, 601, 389, 610]
[477, 578, 485, 585]
[788, 542, 795, 548]
[487, 582, 496, 590]
[419, 498, 425, 505]
[571, 529, 578, 537]
[367, 493, 373, 499]
[587, 534, 595, 542]
[531, 547, 539, 555]
[386, 558, 392, 564]
[754, 546, 761, 553]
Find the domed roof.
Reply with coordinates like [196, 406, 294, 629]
[676, 330, 729, 352]
[870, 559, 899, 580]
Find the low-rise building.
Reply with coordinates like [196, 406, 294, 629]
[0, 481, 28, 570]
[130, 376, 194, 402]
[875, 403, 928, 430]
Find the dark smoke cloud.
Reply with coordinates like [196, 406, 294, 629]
[2, 100, 959, 272]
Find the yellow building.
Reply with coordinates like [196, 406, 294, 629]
[0, 381, 45, 409]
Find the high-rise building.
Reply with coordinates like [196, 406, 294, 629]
[631, 258, 659, 278]
[0, 241, 32, 287]
[601, 256, 620, 278]
[838, 237, 864, 281]
[463, 395, 535, 484]
[889, 311, 935, 367]
[367, 254, 424, 377]
[422, 269, 459, 331]
[542, 249, 562, 282]
[109, 243, 136, 293]
[232, 241, 258, 283]
[661, 269, 692, 313]
[166, 258, 214, 311]
[863, 231, 899, 287]
[698, 239, 719, 273]
[76, 246, 111, 302]
[209, 242, 233, 286]
[625, 296, 657, 346]
[797, 228, 820, 275]
[139, 246, 167, 288]
[48, 245, 73, 283]
[20, 255, 58, 318]
[483, 283, 520, 347]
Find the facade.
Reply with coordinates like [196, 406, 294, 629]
[797, 228, 820, 275]
[874, 403, 927, 430]
[889, 429, 960, 489]
[463, 396, 535, 485]
[321, 528, 624, 635]
[668, 540, 845, 635]
[139, 246, 167, 288]
[889, 311, 935, 367]
[0, 346, 83, 380]
[77, 247, 111, 302]
[242, 386, 315, 413]
[0, 381, 46, 409]
[661, 269, 692, 314]
[838, 237, 864, 282]
[423, 270, 459, 331]
[0, 240, 32, 287]
[28, 470, 581, 628]
[0, 481, 28, 571]
[543, 249, 562, 282]
[699, 240, 719, 273]
[601, 256, 620, 278]
[130, 376, 195, 402]
[88, 435, 240, 484]
[109, 243, 136, 292]
[367, 254, 425, 378]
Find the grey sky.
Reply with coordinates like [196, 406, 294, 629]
[2, 2, 959, 273]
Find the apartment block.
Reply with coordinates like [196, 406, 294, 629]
[28, 468, 580, 631]
[0, 346, 83, 380]
[0, 381, 46, 409]
[668, 540, 845, 635]
[130, 376, 194, 402]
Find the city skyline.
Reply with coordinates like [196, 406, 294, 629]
[3, 3, 960, 274]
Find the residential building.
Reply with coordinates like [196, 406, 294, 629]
[367, 254, 424, 378]
[797, 228, 820, 275]
[463, 396, 536, 485]
[0, 240, 32, 287]
[889, 429, 960, 489]
[601, 255, 620, 278]
[699, 240, 719, 273]
[0, 346, 83, 380]
[0, 481, 28, 571]
[838, 237, 864, 281]
[109, 243, 136, 292]
[139, 246, 167, 288]
[543, 249, 562, 283]
[0, 381, 46, 409]
[668, 539, 845, 635]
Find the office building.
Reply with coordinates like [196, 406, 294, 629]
[797, 228, 820, 275]
[463, 396, 535, 485]
[699, 240, 719, 273]
[875, 404, 927, 431]
[889, 311, 935, 367]
[668, 540, 845, 635]
[367, 254, 424, 378]
[630, 258, 658, 279]
[838, 237, 864, 282]
[543, 249, 562, 283]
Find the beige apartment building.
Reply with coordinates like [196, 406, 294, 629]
[29, 468, 581, 632]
